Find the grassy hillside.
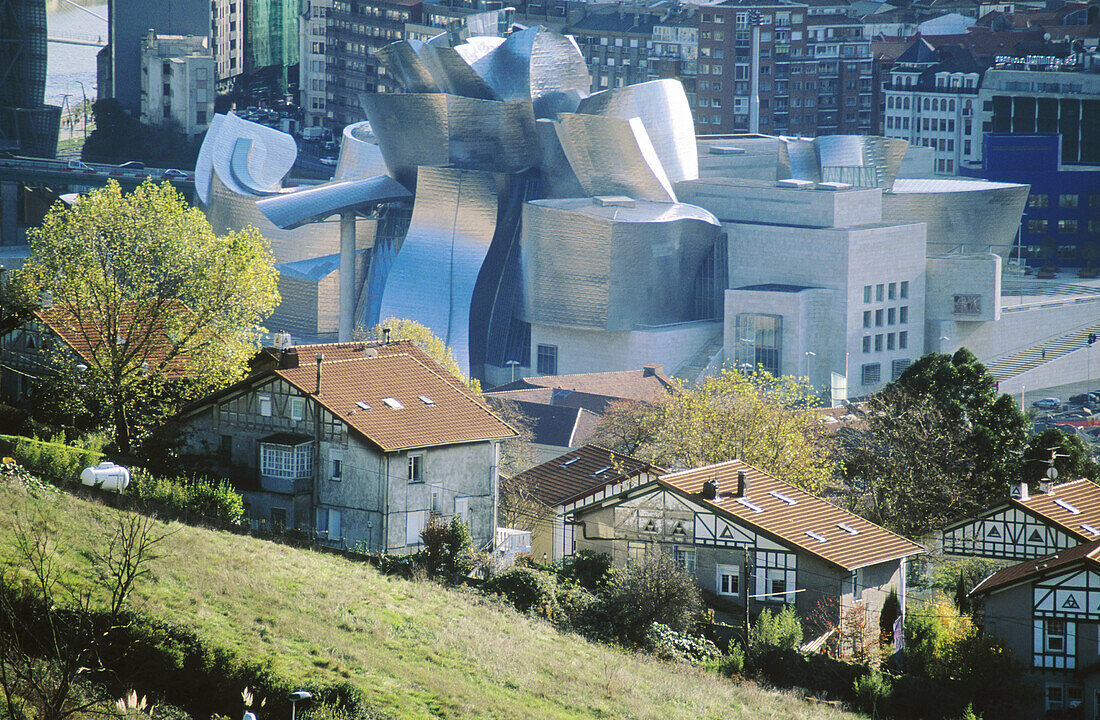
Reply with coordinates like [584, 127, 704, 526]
[0, 483, 864, 720]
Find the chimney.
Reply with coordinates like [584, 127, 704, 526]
[1015, 482, 1029, 501]
[643, 363, 664, 377]
[315, 353, 324, 394]
[1039, 480, 1053, 494]
[702, 477, 719, 499]
[39, 290, 53, 309]
[737, 471, 748, 497]
[382, 327, 391, 345]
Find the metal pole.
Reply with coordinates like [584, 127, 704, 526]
[748, 13, 761, 135]
[338, 211, 356, 342]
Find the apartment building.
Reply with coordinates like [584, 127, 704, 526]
[882, 37, 982, 175]
[566, 9, 658, 92]
[139, 31, 215, 136]
[212, 0, 244, 87]
[300, 0, 333, 127]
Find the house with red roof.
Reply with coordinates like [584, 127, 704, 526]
[175, 340, 516, 553]
[572, 459, 923, 623]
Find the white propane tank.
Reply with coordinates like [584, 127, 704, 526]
[80, 461, 130, 492]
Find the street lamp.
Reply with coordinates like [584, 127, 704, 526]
[939, 336, 950, 354]
[803, 350, 816, 384]
[75, 80, 89, 139]
[289, 691, 311, 720]
[505, 359, 519, 383]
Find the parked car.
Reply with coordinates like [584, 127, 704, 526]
[67, 160, 94, 172]
[320, 156, 337, 166]
[1033, 398, 1062, 410]
[119, 160, 145, 170]
[160, 168, 187, 179]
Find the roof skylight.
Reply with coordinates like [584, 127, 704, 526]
[1054, 498, 1081, 515]
[737, 498, 764, 513]
[837, 523, 859, 535]
[382, 397, 404, 410]
[806, 531, 828, 543]
[591, 466, 611, 477]
[418, 395, 436, 406]
[1082, 523, 1100, 536]
[769, 490, 797, 506]
[355, 401, 371, 411]
[560, 457, 579, 467]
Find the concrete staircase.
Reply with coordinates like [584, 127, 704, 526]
[673, 330, 725, 384]
[987, 321, 1100, 382]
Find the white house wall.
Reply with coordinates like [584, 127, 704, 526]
[943, 505, 1079, 561]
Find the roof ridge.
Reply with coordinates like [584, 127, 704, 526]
[660, 458, 745, 479]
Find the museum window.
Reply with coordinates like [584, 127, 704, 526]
[875, 334, 883, 351]
[899, 281, 908, 299]
[536, 344, 558, 375]
[735, 314, 782, 375]
[899, 331, 908, 349]
[862, 336, 871, 353]
[863, 285, 872, 303]
[891, 357, 910, 379]
[1059, 194, 1079, 208]
[863, 310, 871, 328]
[861, 363, 880, 385]
[1027, 194, 1049, 208]
[1059, 220, 1078, 233]
[875, 309, 883, 326]
[876, 283, 884, 301]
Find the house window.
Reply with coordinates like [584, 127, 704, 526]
[219, 434, 232, 466]
[258, 394, 273, 417]
[330, 450, 343, 480]
[260, 440, 313, 479]
[406, 509, 427, 545]
[861, 363, 881, 385]
[315, 507, 342, 540]
[1035, 618, 1076, 669]
[536, 344, 558, 375]
[627, 541, 647, 563]
[675, 548, 696, 573]
[270, 507, 287, 530]
[716, 564, 740, 596]
[408, 452, 424, 483]
[755, 551, 796, 601]
[454, 496, 470, 525]
[289, 396, 304, 421]
[1046, 619, 1067, 652]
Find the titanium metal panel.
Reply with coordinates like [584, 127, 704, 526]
[479, 26, 591, 118]
[419, 42, 500, 100]
[816, 135, 908, 188]
[534, 118, 586, 199]
[553, 113, 677, 203]
[335, 122, 390, 181]
[453, 36, 506, 75]
[884, 179, 1029, 257]
[576, 79, 698, 184]
[376, 40, 440, 94]
[256, 175, 412, 230]
[520, 199, 720, 331]
[195, 112, 296, 203]
[362, 93, 537, 188]
[377, 167, 500, 376]
[780, 136, 820, 182]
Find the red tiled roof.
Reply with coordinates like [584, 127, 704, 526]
[487, 365, 677, 404]
[943, 479, 1100, 544]
[971, 538, 1100, 596]
[513, 444, 664, 507]
[659, 461, 924, 571]
[274, 352, 516, 452]
[34, 306, 191, 379]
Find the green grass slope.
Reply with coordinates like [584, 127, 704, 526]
[0, 484, 864, 720]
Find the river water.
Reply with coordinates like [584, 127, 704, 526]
[45, 0, 108, 108]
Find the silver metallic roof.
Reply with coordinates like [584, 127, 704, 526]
[257, 175, 412, 230]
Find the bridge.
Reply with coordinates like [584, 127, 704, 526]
[48, 33, 106, 47]
[0, 156, 196, 247]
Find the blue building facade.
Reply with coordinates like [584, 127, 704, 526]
[962, 133, 1100, 270]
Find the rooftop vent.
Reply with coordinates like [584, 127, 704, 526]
[702, 478, 719, 499]
[708, 145, 745, 155]
[769, 490, 797, 506]
[272, 332, 293, 350]
[364, 347, 379, 358]
[737, 497, 764, 513]
[737, 470, 748, 497]
[418, 395, 435, 406]
[776, 178, 814, 190]
[806, 531, 828, 543]
[816, 181, 852, 191]
[593, 195, 636, 207]
[1054, 498, 1080, 514]
[382, 397, 404, 410]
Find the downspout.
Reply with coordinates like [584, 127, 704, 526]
[381, 452, 389, 553]
[311, 353, 323, 538]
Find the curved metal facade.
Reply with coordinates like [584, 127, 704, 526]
[520, 199, 721, 332]
[884, 179, 1030, 257]
[377, 167, 500, 376]
[257, 175, 411, 230]
[335, 122, 390, 181]
[195, 112, 297, 204]
[576, 79, 699, 185]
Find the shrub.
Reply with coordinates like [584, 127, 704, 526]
[853, 669, 892, 716]
[420, 515, 473, 577]
[601, 551, 702, 645]
[560, 550, 613, 591]
[555, 582, 605, 635]
[482, 567, 560, 620]
[0, 434, 103, 484]
[723, 641, 746, 677]
[128, 469, 245, 526]
[645, 622, 721, 664]
[750, 605, 804, 651]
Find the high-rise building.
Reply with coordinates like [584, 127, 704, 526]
[99, 0, 212, 114]
[300, 0, 332, 127]
[139, 31, 216, 136]
[212, 0, 245, 87]
[246, 0, 300, 93]
[0, 0, 60, 157]
[566, 10, 658, 92]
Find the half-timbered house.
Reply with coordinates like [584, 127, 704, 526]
[971, 538, 1100, 717]
[572, 460, 923, 622]
[507, 444, 664, 561]
[942, 480, 1100, 562]
[174, 340, 516, 553]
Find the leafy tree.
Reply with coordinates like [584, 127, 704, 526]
[1021, 428, 1100, 487]
[358, 318, 480, 392]
[16, 181, 279, 453]
[839, 350, 1028, 536]
[593, 368, 832, 494]
[750, 605, 804, 650]
[602, 550, 702, 645]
